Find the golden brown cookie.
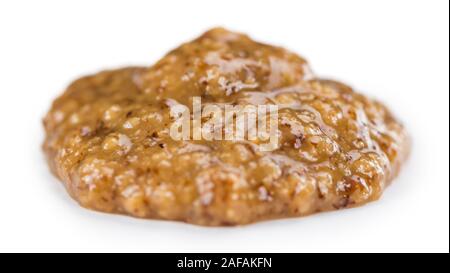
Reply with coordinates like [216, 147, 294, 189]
[43, 28, 409, 226]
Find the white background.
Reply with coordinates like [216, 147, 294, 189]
[0, 0, 448, 253]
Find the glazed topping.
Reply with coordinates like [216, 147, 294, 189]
[140, 28, 312, 104]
